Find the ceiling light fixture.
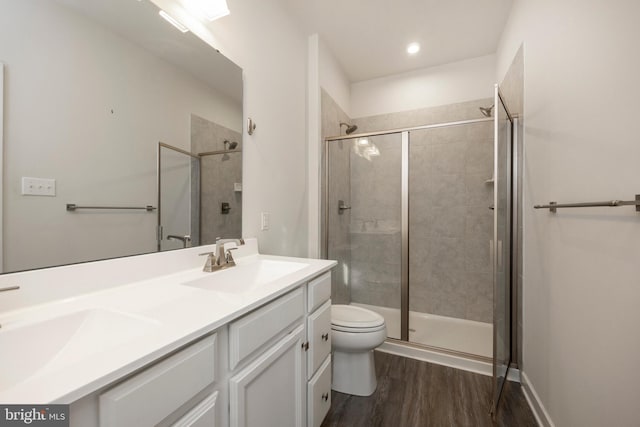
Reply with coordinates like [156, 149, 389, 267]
[159, 10, 189, 33]
[184, 0, 230, 21]
[407, 42, 420, 55]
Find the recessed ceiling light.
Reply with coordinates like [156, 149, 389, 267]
[184, 0, 230, 22]
[407, 42, 420, 55]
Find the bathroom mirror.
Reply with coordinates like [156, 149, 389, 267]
[0, 0, 243, 273]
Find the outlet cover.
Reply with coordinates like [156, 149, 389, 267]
[22, 177, 56, 196]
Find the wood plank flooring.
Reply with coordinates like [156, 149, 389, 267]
[321, 351, 538, 427]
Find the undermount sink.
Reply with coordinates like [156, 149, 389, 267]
[182, 259, 309, 294]
[0, 309, 160, 391]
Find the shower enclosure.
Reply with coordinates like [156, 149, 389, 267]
[323, 87, 514, 411]
[157, 142, 243, 251]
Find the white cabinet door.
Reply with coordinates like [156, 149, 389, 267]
[229, 325, 306, 427]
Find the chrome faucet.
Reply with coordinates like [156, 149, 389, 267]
[0, 286, 20, 329]
[167, 234, 191, 248]
[199, 239, 245, 272]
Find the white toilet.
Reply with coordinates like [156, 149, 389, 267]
[330, 304, 387, 396]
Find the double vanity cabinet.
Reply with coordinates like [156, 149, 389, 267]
[70, 271, 333, 427]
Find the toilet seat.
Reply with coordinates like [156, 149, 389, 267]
[331, 305, 385, 331]
[331, 323, 386, 333]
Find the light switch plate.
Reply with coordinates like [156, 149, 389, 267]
[261, 212, 270, 231]
[22, 177, 56, 196]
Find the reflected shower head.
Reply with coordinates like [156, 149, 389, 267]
[224, 140, 238, 150]
[479, 104, 494, 117]
[340, 122, 358, 135]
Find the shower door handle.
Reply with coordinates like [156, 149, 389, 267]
[489, 240, 494, 268]
[338, 200, 351, 214]
[489, 240, 503, 268]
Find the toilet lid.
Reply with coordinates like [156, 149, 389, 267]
[331, 305, 385, 329]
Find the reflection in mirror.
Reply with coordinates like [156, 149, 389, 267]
[0, 0, 243, 273]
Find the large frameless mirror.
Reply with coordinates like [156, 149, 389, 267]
[0, 0, 243, 273]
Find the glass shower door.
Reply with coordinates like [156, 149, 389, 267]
[408, 120, 495, 356]
[492, 88, 513, 414]
[325, 133, 403, 338]
[157, 143, 200, 251]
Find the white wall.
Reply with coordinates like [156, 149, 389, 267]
[497, 1, 640, 425]
[318, 38, 351, 116]
[350, 54, 496, 118]
[0, 0, 240, 272]
[151, 0, 309, 257]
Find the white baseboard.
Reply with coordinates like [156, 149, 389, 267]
[521, 371, 554, 427]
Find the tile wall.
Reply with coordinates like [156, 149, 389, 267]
[191, 114, 242, 245]
[323, 92, 494, 323]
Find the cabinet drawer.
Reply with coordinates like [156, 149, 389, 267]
[307, 272, 331, 313]
[307, 299, 332, 379]
[171, 392, 218, 427]
[100, 334, 216, 427]
[229, 288, 304, 369]
[308, 355, 332, 427]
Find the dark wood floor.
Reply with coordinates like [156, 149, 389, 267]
[321, 351, 538, 427]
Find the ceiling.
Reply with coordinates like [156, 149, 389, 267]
[57, 0, 243, 104]
[284, 0, 513, 82]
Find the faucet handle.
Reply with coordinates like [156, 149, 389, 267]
[198, 252, 215, 257]
[225, 247, 238, 264]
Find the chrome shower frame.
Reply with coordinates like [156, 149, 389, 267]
[323, 116, 496, 352]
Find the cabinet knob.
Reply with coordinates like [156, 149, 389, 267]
[322, 393, 329, 401]
[321, 333, 329, 341]
[301, 341, 309, 351]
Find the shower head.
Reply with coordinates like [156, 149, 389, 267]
[224, 140, 238, 150]
[479, 104, 494, 117]
[340, 122, 358, 135]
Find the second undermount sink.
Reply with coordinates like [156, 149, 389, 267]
[0, 309, 160, 391]
[182, 259, 309, 294]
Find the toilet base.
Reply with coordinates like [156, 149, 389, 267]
[331, 349, 377, 396]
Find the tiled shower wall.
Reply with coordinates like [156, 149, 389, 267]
[322, 93, 494, 323]
[349, 134, 402, 309]
[352, 99, 494, 323]
[191, 114, 242, 245]
[408, 123, 493, 323]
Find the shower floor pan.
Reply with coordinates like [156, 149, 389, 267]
[352, 303, 493, 358]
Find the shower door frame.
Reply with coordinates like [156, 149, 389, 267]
[491, 89, 516, 415]
[323, 116, 500, 355]
[156, 142, 201, 251]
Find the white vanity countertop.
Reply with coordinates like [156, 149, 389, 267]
[0, 243, 336, 404]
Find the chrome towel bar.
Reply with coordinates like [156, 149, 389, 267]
[534, 195, 640, 213]
[66, 204, 156, 212]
